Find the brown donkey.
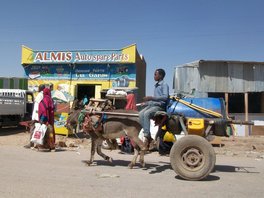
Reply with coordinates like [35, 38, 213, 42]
[67, 109, 147, 168]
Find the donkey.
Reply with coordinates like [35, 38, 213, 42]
[82, 110, 147, 168]
[65, 109, 82, 133]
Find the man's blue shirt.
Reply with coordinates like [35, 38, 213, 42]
[151, 80, 169, 108]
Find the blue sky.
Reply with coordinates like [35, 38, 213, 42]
[0, 0, 263, 95]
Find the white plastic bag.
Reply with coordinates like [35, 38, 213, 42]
[30, 123, 47, 145]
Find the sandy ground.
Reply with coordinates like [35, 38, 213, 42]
[0, 126, 264, 158]
[0, 126, 92, 149]
[214, 136, 264, 158]
[1, 126, 264, 198]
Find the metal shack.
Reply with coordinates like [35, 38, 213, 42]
[173, 60, 264, 136]
[0, 77, 28, 89]
[21, 44, 146, 135]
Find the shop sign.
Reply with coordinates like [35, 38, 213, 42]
[33, 51, 130, 63]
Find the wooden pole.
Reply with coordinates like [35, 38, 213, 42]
[244, 92, 249, 136]
[225, 93, 229, 115]
[83, 110, 139, 117]
[225, 93, 235, 139]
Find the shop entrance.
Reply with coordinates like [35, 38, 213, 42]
[77, 84, 95, 101]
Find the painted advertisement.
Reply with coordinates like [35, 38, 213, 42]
[24, 64, 136, 87]
[21, 44, 136, 64]
[24, 65, 71, 79]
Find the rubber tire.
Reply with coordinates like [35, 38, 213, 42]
[170, 135, 216, 181]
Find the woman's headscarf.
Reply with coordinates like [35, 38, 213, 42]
[38, 88, 54, 125]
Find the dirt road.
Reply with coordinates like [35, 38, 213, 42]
[0, 127, 264, 198]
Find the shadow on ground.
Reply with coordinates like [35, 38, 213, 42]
[82, 159, 172, 174]
[214, 164, 259, 174]
[0, 126, 27, 136]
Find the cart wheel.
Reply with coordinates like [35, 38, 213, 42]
[170, 135, 216, 181]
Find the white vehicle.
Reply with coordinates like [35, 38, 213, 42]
[0, 89, 34, 128]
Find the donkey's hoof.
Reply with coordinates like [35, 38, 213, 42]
[105, 156, 113, 163]
[128, 163, 134, 169]
[108, 157, 113, 163]
[82, 160, 93, 166]
[140, 161, 146, 168]
[87, 162, 92, 166]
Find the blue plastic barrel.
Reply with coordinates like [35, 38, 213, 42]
[166, 97, 226, 118]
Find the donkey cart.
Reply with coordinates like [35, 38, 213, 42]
[87, 96, 253, 181]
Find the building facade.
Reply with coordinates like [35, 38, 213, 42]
[21, 44, 146, 102]
[21, 44, 146, 135]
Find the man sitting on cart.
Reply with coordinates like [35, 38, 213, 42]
[139, 68, 169, 150]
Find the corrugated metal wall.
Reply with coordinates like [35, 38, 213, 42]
[0, 77, 28, 89]
[173, 60, 264, 94]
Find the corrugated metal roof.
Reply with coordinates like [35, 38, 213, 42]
[173, 60, 264, 94]
[175, 60, 264, 68]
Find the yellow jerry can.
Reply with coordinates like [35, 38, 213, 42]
[161, 125, 176, 142]
[187, 118, 205, 136]
[163, 131, 176, 142]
